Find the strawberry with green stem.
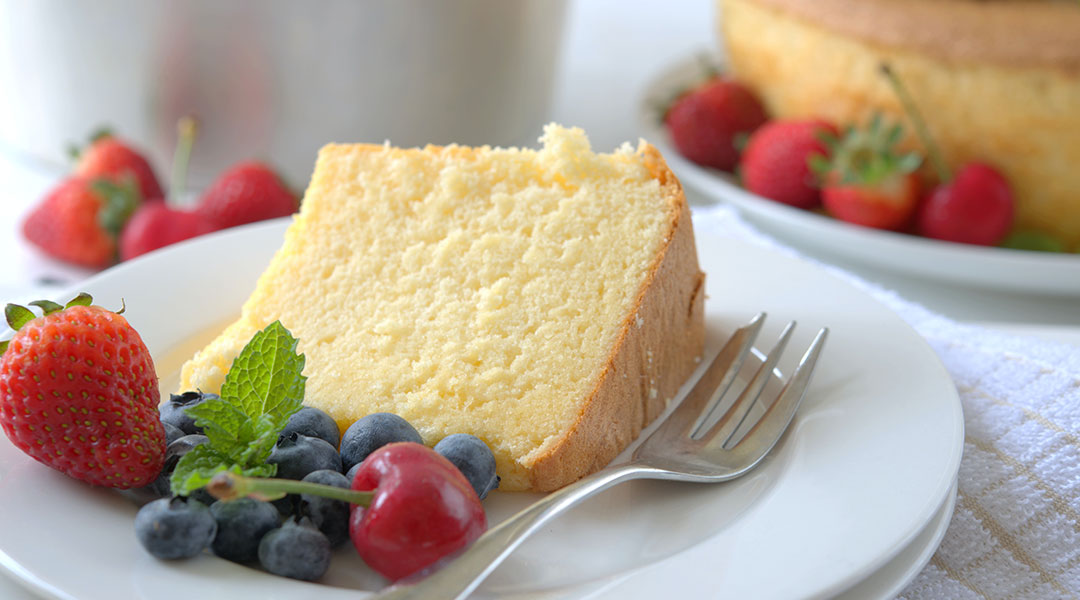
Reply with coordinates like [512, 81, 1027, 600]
[0, 293, 166, 488]
[810, 114, 923, 230]
[73, 129, 164, 201]
[879, 64, 1015, 246]
[22, 175, 141, 268]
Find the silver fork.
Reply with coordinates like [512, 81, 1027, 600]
[375, 313, 828, 600]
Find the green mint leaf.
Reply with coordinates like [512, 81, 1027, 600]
[221, 320, 306, 425]
[170, 444, 234, 495]
[185, 397, 254, 457]
[169, 320, 306, 497]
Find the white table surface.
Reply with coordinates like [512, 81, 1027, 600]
[1, 1, 1077, 598]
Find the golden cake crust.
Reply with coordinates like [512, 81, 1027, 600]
[720, 0, 1080, 245]
[747, 0, 1080, 71]
[528, 145, 705, 491]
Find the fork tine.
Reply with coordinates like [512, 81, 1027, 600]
[727, 327, 828, 458]
[699, 320, 796, 446]
[675, 313, 766, 437]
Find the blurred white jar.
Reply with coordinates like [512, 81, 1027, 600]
[0, 0, 567, 190]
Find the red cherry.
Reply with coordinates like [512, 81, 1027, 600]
[119, 203, 216, 260]
[665, 79, 768, 171]
[349, 442, 486, 581]
[918, 163, 1014, 246]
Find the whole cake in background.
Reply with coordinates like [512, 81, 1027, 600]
[718, 0, 1080, 246]
[180, 124, 706, 492]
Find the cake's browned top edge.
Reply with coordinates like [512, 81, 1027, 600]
[739, 0, 1080, 70]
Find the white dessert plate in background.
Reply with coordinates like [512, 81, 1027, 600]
[0, 214, 963, 599]
[638, 53, 1080, 297]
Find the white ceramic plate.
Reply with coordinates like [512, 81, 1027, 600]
[638, 54, 1080, 296]
[0, 215, 963, 599]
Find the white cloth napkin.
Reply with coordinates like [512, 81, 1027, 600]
[692, 205, 1080, 600]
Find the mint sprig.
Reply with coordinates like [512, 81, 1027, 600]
[170, 321, 306, 496]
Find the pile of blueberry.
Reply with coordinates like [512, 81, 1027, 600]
[131, 391, 499, 581]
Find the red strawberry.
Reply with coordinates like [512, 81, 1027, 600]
[195, 161, 297, 230]
[75, 133, 164, 201]
[0, 294, 166, 488]
[918, 163, 1014, 245]
[740, 119, 837, 209]
[22, 176, 140, 269]
[822, 172, 921, 230]
[812, 115, 923, 230]
[120, 203, 216, 261]
[665, 78, 768, 171]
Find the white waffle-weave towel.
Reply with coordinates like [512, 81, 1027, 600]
[692, 205, 1080, 600]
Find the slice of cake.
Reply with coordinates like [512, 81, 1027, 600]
[179, 125, 705, 492]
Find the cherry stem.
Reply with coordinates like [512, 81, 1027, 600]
[207, 471, 374, 507]
[879, 63, 952, 183]
[170, 116, 199, 204]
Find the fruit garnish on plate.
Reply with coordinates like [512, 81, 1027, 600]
[168, 320, 307, 496]
[204, 441, 488, 582]
[0, 293, 166, 488]
[809, 114, 923, 231]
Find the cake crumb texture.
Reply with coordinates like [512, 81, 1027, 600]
[180, 125, 705, 491]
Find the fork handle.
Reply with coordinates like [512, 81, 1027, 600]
[372, 462, 662, 600]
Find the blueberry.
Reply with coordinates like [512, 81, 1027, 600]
[209, 498, 281, 563]
[339, 413, 423, 472]
[162, 421, 185, 445]
[271, 494, 298, 520]
[281, 406, 340, 449]
[299, 470, 350, 547]
[160, 391, 218, 435]
[135, 497, 217, 559]
[434, 434, 499, 500]
[258, 517, 332, 581]
[268, 433, 342, 480]
[345, 462, 361, 484]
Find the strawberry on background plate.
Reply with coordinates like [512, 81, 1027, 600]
[195, 161, 298, 230]
[74, 131, 164, 201]
[21, 176, 140, 268]
[665, 78, 768, 171]
[740, 119, 837, 210]
[0, 294, 166, 488]
[811, 115, 922, 231]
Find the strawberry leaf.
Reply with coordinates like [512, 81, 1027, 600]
[28, 300, 64, 315]
[92, 177, 140, 238]
[5, 304, 35, 330]
[65, 293, 93, 309]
